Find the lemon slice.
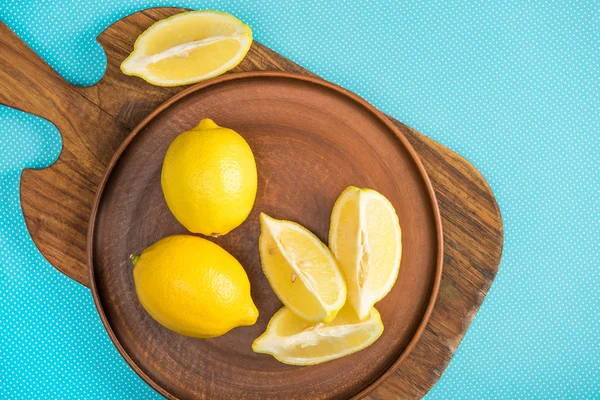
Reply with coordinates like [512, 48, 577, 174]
[252, 305, 383, 365]
[121, 11, 252, 86]
[259, 213, 346, 323]
[329, 187, 402, 320]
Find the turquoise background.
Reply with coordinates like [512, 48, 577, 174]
[0, 0, 598, 398]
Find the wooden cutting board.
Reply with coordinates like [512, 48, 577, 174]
[0, 7, 503, 399]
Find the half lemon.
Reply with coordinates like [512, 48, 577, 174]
[121, 11, 252, 86]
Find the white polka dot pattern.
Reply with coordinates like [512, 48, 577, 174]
[0, 107, 159, 398]
[0, 1, 598, 398]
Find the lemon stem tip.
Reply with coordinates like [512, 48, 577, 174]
[195, 118, 219, 130]
[130, 254, 141, 266]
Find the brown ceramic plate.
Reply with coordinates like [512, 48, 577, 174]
[88, 72, 443, 400]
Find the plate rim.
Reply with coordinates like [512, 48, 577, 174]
[87, 71, 444, 400]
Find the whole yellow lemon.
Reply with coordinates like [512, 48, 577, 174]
[132, 235, 259, 338]
[161, 118, 257, 236]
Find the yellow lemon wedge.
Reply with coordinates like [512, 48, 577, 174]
[259, 213, 346, 323]
[121, 11, 252, 86]
[252, 305, 383, 365]
[132, 235, 258, 338]
[329, 187, 402, 320]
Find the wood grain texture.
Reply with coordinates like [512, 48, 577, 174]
[0, 7, 503, 399]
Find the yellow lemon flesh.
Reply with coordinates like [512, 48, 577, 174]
[259, 213, 346, 323]
[121, 11, 252, 86]
[132, 235, 258, 338]
[161, 118, 257, 236]
[329, 187, 402, 320]
[252, 305, 383, 365]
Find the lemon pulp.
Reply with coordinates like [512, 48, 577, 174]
[121, 11, 252, 86]
[252, 305, 383, 365]
[259, 213, 346, 323]
[329, 187, 402, 320]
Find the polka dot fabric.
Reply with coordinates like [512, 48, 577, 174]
[0, 107, 159, 399]
[0, 1, 598, 398]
